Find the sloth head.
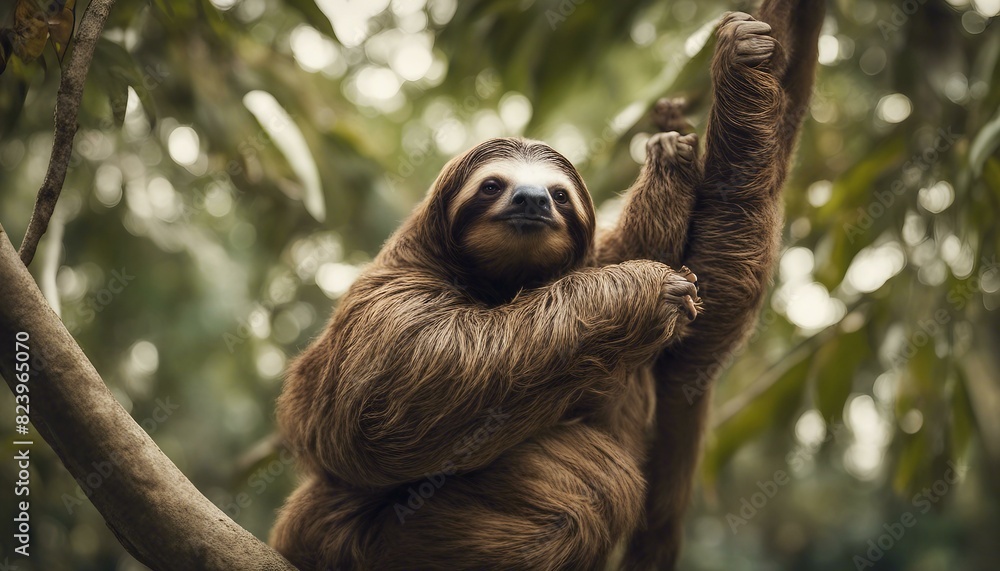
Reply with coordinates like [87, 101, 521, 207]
[427, 138, 596, 294]
[386, 138, 595, 301]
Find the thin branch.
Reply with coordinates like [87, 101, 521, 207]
[0, 224, 297, 570]
[18, 0, 117, 266]
[711, 330, 830, 429]
[237, 432, 284, 473]
[711, 299, 868, 429]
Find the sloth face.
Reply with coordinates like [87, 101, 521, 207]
[445, 140, 595, 288]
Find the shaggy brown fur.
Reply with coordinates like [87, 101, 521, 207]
[613, 2, 825, 568]
[271, 0, 822, 568]
[272, 136, 700, 570]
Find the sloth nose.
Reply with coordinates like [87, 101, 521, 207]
[510, 185, 551, 216]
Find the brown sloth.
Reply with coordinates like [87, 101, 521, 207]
[271, 134, 701, 570]
[271, 0, 823, 568]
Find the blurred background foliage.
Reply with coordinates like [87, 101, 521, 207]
[1, 0, 999, 569]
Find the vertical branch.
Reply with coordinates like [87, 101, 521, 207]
[18, 0, 118, 266]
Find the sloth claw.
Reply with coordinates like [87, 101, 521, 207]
[679, 265, 698, 286]
[647, 131, 699, 168]
[663, 276, 701, 321]
[682, 296, 698, 321]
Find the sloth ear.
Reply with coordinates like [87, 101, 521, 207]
[428, 152, 471, 237]
[429, 148, 475, 208]
[393, 150, 472, 267]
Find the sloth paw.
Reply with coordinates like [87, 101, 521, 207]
[646, 131, 699, 169]
[662, 272, 701, 321]
[717, 12, 774, 68]
[652, 97, 690, 133]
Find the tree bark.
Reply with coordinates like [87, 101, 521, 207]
[19, 0, 116, 266]
[0, 223, 296, 570]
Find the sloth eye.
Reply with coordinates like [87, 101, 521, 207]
[552, 189, 570, 204]
[480, 180, 503, 196]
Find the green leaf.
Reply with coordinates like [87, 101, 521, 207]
[907, 339, 939, 394]
[892, 430, 927, 494]
[108, 80, 128, 128]
[93, 38, 158, 127]
[983, 157, 1000, 194]
[0, 74, 29, 136]
[149, 0, 176, 18]
[969, 106, 1000, 177]
[950, 365, 975, 462]
[244, 90, 326, 222]
[818, 132, 907, 217]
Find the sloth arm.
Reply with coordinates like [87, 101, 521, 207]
[281, 260, 695, 488]
[596, 103, 702, 269]
[625, 5, 824, 568]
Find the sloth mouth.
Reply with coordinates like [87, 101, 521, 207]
[496, 213, 556, 231]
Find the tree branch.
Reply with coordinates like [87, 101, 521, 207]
[0, 224, 296, 570]
[711, 300, 868, 429]
[18, 0, 117, 266]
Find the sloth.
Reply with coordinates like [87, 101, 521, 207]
[271, 134, 702, 570]
[271, 0, 823, 568]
